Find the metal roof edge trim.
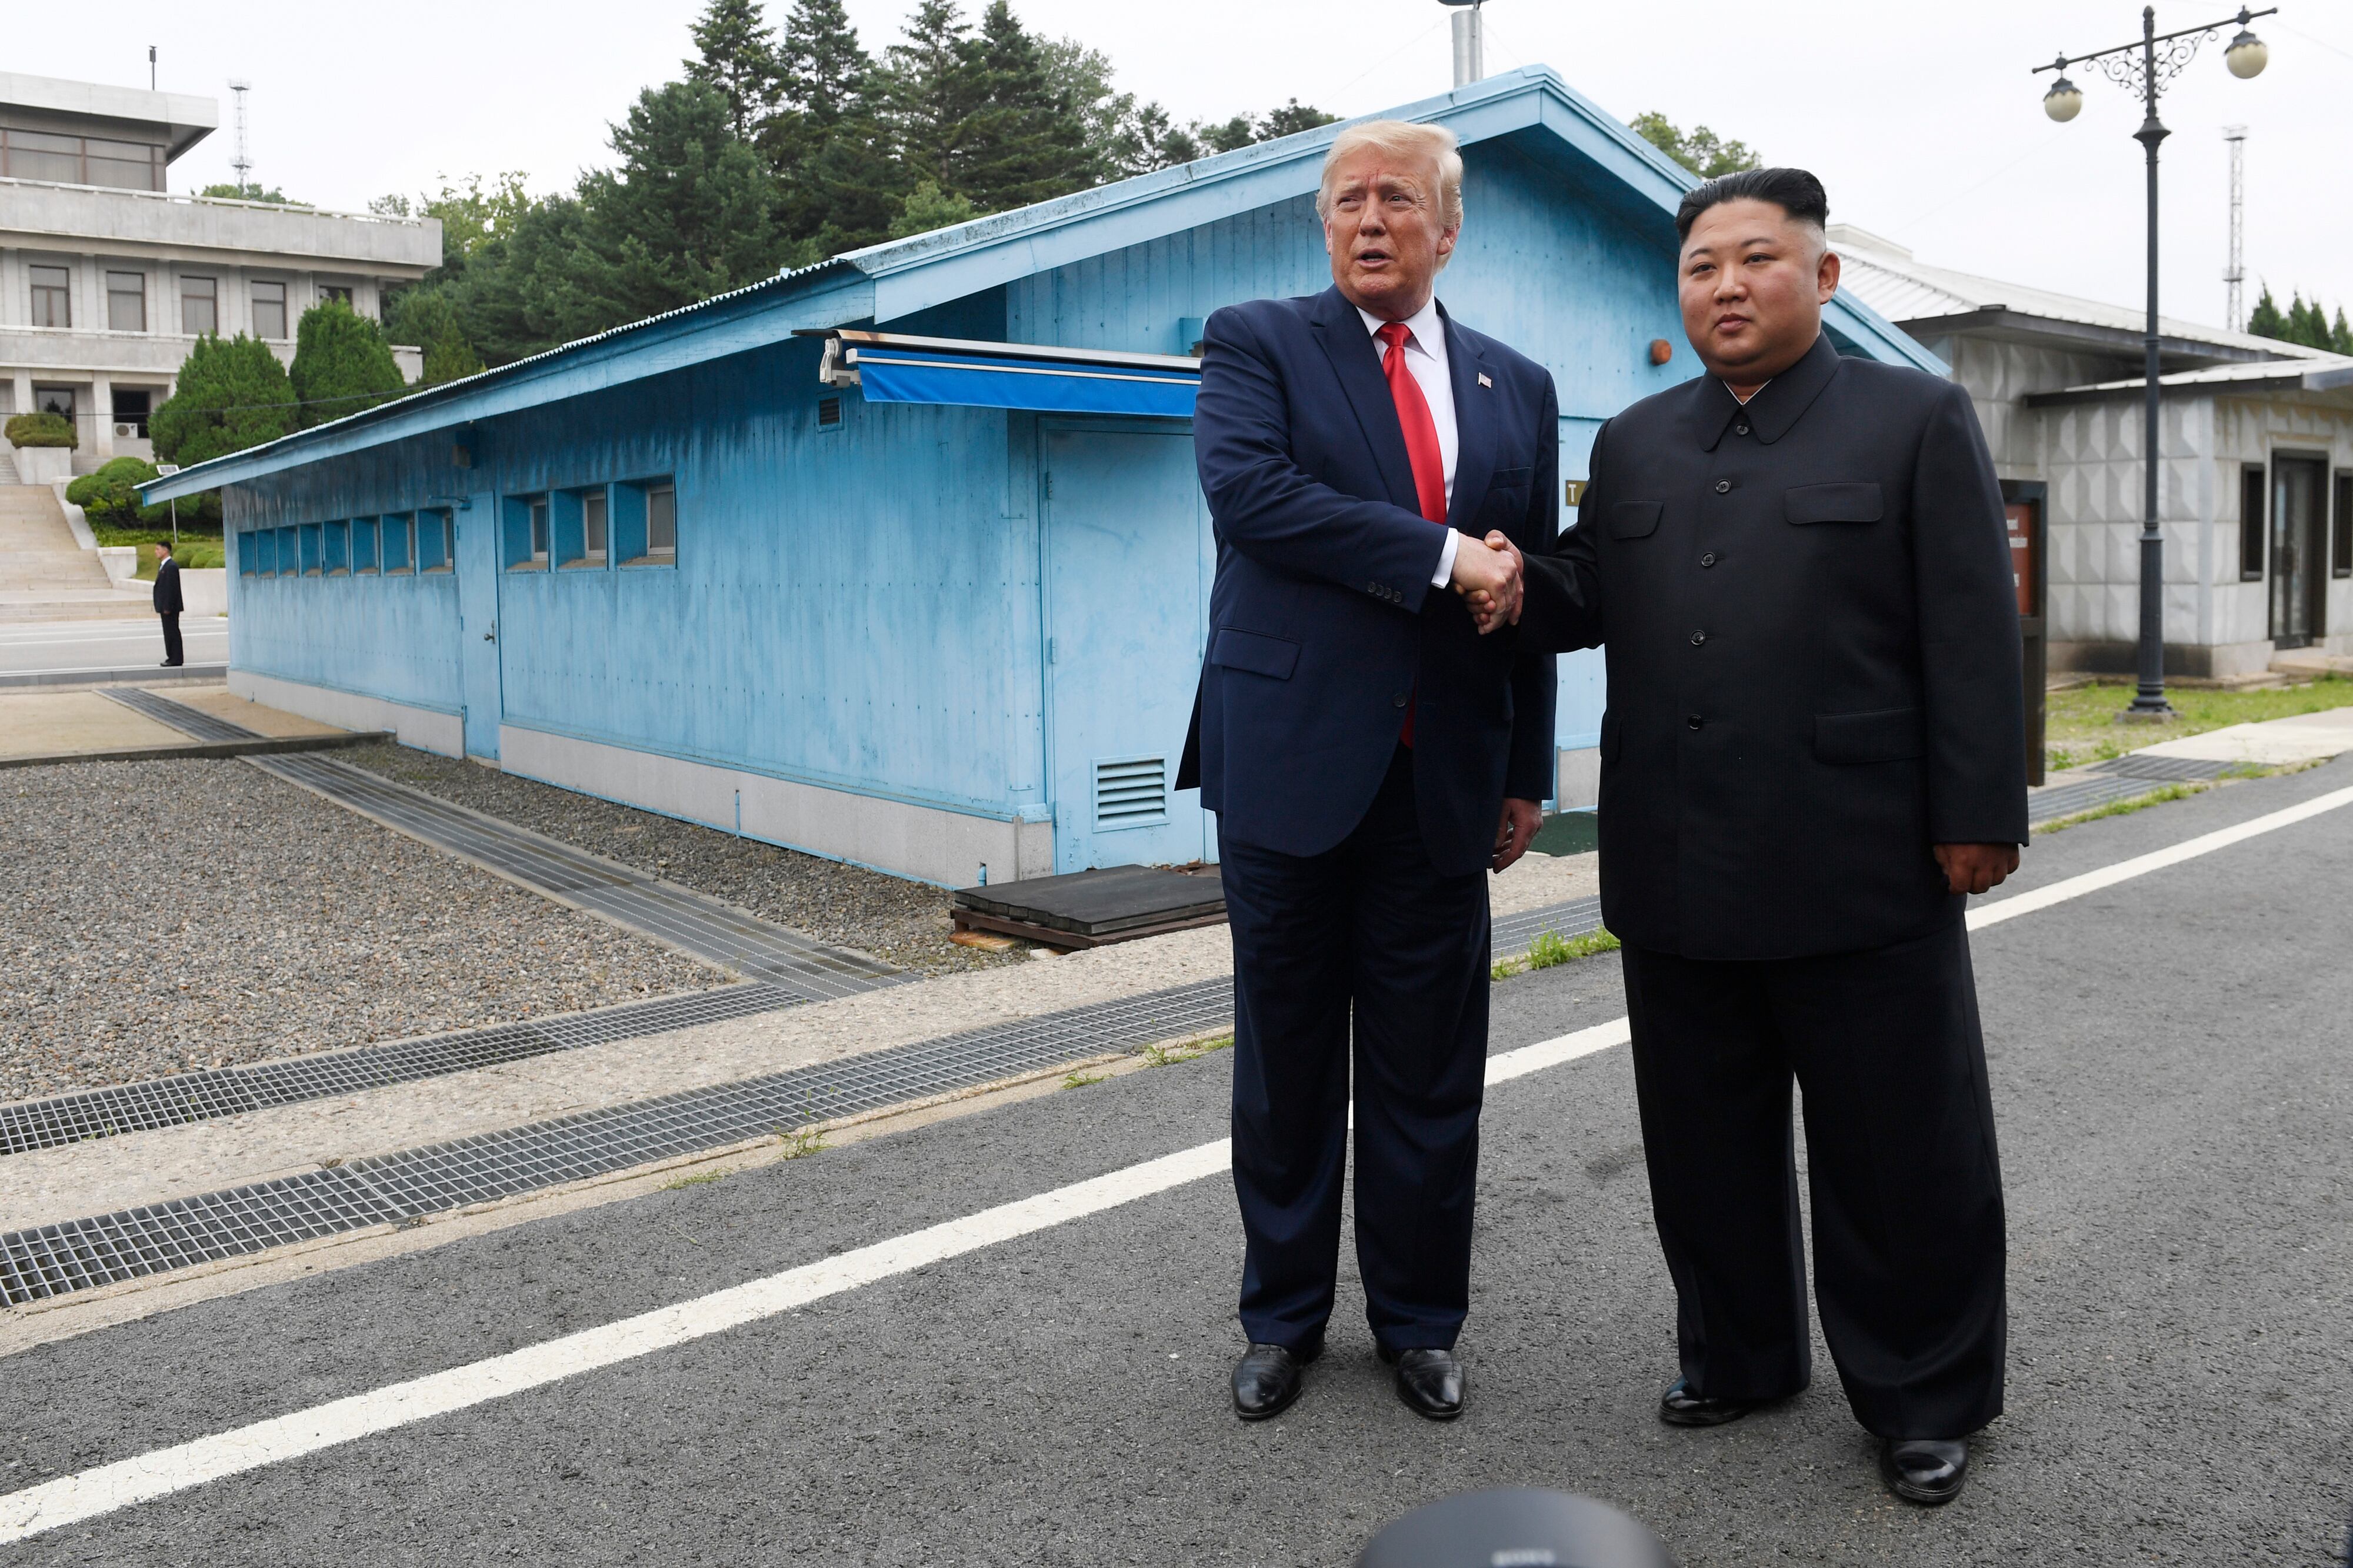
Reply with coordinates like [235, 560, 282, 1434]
[144, 267, 873, 501]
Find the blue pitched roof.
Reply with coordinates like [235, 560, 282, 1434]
[146, 65, 1939, 502]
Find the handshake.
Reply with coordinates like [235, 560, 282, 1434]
[1449, 531, 1525, 635]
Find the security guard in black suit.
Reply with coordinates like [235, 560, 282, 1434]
[1490, 169, 2027, 1507]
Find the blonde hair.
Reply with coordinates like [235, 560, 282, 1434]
[1316, 119, 1465, 231]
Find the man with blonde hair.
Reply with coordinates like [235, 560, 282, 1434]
[1178, 118, 1559, 1423]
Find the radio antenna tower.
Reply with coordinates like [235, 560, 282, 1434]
[2222, 125, 2247, 331]
[228, 79, 253, 196]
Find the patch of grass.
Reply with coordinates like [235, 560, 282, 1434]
[91, 528, 228, 576]
[772, 1125, 826, 1160]
[1061, 1070, 1107, 1090]
[1494, 926, 1619, 981]
[2035, 782, 2202, 833]
[659, 1166, 731, 1192]
[1141, 1033, 1235, 1069]
[2045, 676, 2353, 770]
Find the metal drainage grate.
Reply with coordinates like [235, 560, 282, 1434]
[2029, 775, 2182, 823]
[90, 689, 904, 1003]
[99, 685, 261, 744]
[1493, 896, 1603, 955]
[2100, 754, 2237, 783]
[0, 893, 1618, 1303]
[0, 984, 803, 1158]
[0, 978, 1238, 1305]
[252, 752, 902, 1002]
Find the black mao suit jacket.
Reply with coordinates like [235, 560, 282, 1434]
[1517, 333, 2027, 959]
[152, 557, 184, 615]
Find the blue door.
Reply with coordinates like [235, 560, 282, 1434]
[454, 491, 502, 758]
[1042, 422, 1212, 872]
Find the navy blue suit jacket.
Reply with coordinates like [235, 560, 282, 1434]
[1178, 285, 1559, 878]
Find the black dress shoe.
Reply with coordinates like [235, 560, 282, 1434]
[1658, 1377, 1756, 1427]
[1388, 1347, 1465, 1421]
[1231, 1337, 1319, 1422]
[1881, 1437, 1969, 1505]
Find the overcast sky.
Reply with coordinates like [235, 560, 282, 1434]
[24, 0, 2352, 329]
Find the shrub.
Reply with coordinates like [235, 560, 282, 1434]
[290, 299, 408, 428]
[152, 335, 295, 466]
[4, 411, 76, 449]
[65, 456, 160, 522]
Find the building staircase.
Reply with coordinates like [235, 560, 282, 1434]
[0, 482, 153, 623]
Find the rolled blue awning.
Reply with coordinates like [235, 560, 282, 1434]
[815, 330, 1200, 419]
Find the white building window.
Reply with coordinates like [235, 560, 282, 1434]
[252, 281, 288, 340]
[106, 272, 146, 333]
[29, 265, 69, 329]
[181, 276, 218, 336]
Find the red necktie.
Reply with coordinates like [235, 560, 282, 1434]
[1378, 321, 1448, 746]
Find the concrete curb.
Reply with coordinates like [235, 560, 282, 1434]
[0, 662, 228, 690]
[0, 728, 390, 771]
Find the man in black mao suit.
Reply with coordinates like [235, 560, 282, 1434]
[153, 540, 185, 666]
[1179, 119, 1557, 1424]
[1492, 169, 2026, 1505]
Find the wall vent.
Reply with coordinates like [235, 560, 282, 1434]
[816, 395, 844, 429]
[1092, 755, 1168, 831]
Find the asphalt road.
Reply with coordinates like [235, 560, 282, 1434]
[5, 758, 2350, 1566]
[0, 618, 226, 678]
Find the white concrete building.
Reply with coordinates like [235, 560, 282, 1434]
[1835, 225, 2353, 673]
[0, 71, 441, 475]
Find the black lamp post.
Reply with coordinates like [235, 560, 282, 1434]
[2034, 6, 2276, 719]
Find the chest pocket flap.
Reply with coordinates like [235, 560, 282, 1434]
[1609, 501, 1662, 539]
[1785, 482, 1884, 525]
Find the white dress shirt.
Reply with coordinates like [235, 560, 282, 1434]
[1358, 298, 1463, 587]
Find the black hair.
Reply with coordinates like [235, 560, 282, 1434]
[1674, 166, 1829, 242]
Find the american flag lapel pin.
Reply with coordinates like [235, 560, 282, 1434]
[1477, 372, 1493, 388]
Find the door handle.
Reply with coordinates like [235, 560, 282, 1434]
[483, 624, 496, 643]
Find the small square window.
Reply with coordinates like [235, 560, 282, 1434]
[382, 512, 414, 573]
[239, 529, 259, 576]
[299, 522, 322, 576]
[614, 477, 678, 568]
[278, 525, 297, 575]
[504, 494, 551, 571]
[324, 520, 350, 576]
[418, 508, 454, 573]
[249, 529, 275, 576]
[352, 516, 379, 575]
[557, 487, 609, 569]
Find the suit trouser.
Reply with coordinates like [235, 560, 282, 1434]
[1219, 747, 1490, 1353]
[1619, 920, 2007, 1439]
[159, 612, 182, 666]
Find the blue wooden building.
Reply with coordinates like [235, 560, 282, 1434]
[146, 67, 1937, 888]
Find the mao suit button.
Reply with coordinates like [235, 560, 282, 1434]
[1701, 552, 1718, 568]
[1687, 714, 1704, 730]
[1690, 630, 1708, 646]
[1393, 692, 1410, 708]
[1735, 423, 1750, 436]
[1714, 479, 1731, 494]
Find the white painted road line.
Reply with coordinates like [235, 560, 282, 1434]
[1966, 783, 2353, 931]
[3, 779, 2348, 1544]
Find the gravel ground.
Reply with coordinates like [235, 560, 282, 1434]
[0, 759, 719, 1103]
[339, 740, 1026, 976]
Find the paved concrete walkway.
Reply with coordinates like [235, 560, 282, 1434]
[0, 683, 343, 762]
[2138, 704, 2353, 766]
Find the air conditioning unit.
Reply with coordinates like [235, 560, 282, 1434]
[114, 422, 139, 439]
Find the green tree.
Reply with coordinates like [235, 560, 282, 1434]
[883, 0, 991, 193]
[385, 289, 485, 385]
[769, 0, 903, 255]
[957, 1, 1093, 211]
[2334, 307, 2353, 356]
[199, 182, 301, 204]
[289, 299, 408, 428]
[566, 81, 789, 323]
[1257, 99, 1338, 141]
[1629, 112, 1761, 179]
[2246, 283, 2289, 339]
[373, 173, 537, 269]
[888, 179, 981, 239]
[686, 0, 784, 139]
[151, 335, 297, 465]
